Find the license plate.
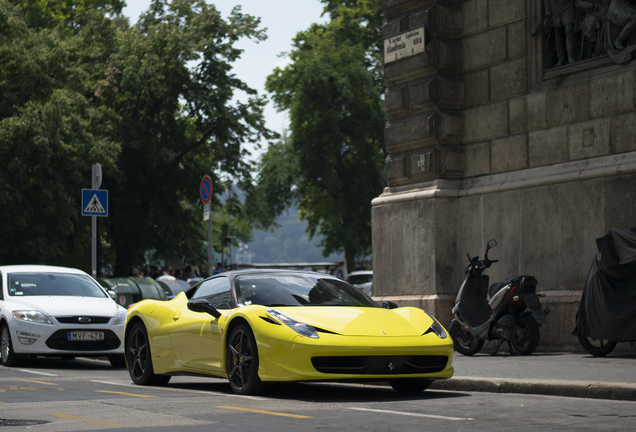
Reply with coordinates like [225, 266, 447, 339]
[67, 331, 104, 341]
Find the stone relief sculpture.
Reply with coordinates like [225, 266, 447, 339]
[540, 0, 636, 67]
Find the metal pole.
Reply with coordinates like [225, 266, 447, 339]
[207, 217, 213, 276]
[91, 163, 102, 278]
[92, 216, 97, 278]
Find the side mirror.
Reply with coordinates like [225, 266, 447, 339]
[187, 298, 221, 318]
[485, 239, 497, 260]
[107, 290, 117, 300]
[382, 301, 398, 309]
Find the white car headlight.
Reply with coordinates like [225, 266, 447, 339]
[425, 313, 447, 339]
[113, 311, 126, 325]
[266, 309, 319, 339]
[13, 310, 53, 325]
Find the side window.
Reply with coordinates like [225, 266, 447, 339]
[192, 277, 232, 309]
[0, 271, 3, 300]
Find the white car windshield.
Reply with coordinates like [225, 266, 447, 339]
[8, 273, 107, 298]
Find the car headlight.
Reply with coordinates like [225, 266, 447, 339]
[425, 313, 447, 339]
[13, 310, 52, 325]
[113, 311, 126, 325]
[266, 309, 319, 339]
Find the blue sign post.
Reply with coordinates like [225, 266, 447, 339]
[82, 189, 108, 217]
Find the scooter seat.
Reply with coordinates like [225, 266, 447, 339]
[488, 282, 504, 299]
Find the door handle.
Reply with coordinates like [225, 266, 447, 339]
[173, 315, 180, 321]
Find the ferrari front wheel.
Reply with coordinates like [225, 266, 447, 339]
[389, 379, 432, 393]
[126, 322, 171, 386]
[226, 324, 264, 395]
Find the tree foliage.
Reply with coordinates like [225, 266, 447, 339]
[249, 0, 385, 271]
[0, 0, 273, 274]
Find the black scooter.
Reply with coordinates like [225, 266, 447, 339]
[449, 240, 549, 355]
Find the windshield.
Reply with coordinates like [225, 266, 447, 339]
[236, 273, 379, 307]
[348, 274, 373, 284]
[8, 273, 108, 298]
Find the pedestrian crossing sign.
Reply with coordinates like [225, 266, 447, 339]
[82, 189, 108, 217]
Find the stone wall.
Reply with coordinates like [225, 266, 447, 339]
[374, 0, 636, 351]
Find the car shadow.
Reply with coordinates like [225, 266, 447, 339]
[168, 380, 470, 403]
[10, 356, 115, 370]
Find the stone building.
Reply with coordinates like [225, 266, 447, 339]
[373, 0, 636, 351]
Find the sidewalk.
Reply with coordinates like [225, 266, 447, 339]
[430, 350, 636, 401]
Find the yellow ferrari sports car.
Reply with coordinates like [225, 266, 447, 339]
[124, 269, 453, 395]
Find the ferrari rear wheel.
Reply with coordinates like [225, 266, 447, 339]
[389, 379, 432, 393]
[226, 324, 264, 395]
[1, 324, 19, 367]
[126, 322, 171, 386]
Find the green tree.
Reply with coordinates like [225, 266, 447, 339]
[250, 0, 385, 272]
[0, 0, 275, 275]
[0, 1, 121, 266]
[8, 0, 124, 30]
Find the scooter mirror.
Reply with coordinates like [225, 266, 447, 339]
[487, 239, 497, 250]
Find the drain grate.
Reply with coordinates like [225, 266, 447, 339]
[0, 419, 50, 427]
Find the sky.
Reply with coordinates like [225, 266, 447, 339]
[122, 0, 329, 159]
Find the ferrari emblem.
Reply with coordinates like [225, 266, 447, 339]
[380, 331, 386, 335]
[387, 362, 395, 372]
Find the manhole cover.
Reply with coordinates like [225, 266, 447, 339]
[0, 419, 50, 427]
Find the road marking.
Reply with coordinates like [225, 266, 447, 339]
[49, 413, 123, 426]
[91, 380, 136, 387]
[15, 379, 58, 386]
[90, 380, 266, 400]
[17, 369, 58, 376]
[96, 390, 158, 398]
[216, 406, 312, 419]
[0, 385, 64, 392]
[348, 407, 473, 421]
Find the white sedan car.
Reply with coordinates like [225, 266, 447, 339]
[0, 265, 126, 367]
[347, 270, 373, 297]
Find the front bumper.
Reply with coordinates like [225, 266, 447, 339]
[255, 330, 454, 382]
[8, 321, 125, 356]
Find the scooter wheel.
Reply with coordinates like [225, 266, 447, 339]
[577, 334, 617, 357]
[450, 322, 484, 355]
[511, 315, 540, 355]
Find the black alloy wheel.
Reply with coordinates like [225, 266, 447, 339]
[389, 378, 433, 393]
[449, 321, 484, 355]
[126, 322, 171, 385]
[226, 324, 264, 395]
[1, 324, 19, 367]
[511, 315, 540, 355]
[578, 334, 617, 357]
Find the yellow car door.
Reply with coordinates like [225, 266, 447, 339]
[168, 277, 232, 373]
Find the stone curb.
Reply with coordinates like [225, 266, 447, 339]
[429, 377, 636, 401]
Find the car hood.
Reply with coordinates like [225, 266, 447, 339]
[271, 306, 434, 337]
[6, 296, 122, 317]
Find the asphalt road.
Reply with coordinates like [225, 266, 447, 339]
[1, 357, 635, 431]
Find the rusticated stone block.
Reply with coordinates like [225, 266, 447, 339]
[464, 101, 508, 143]
[462, 0, 488, 35]
[546, 79, 591, 127]
[591, 68, 635, 118]
[463, 26, 507, 71]
[385, 110, 464, 153]
[527, 91, 547, 131]
[464, 68, 489, 108]
[463, 141, 491, 177]
[410, 145, 464, 182]
[385, 53, 433, 86]
[508, 19, 527, 59]
[491, 133, 528, 173]
[409, 77, 436, 114]
[385, 84, 409, 120]
[489, 0, 526, 27]
[412, 3, 462, 39]
[611, 111, 636, 153]
[385, 111, 436, 153]
[385, 153, 410, 186]
[528, 126, 568, 167]
[428, 38, 463, 73]
[509, 95, 528, 134]
[383, 0, 436, 17]
[490, 58, 527, 101]
[568, 118, 611, 161]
